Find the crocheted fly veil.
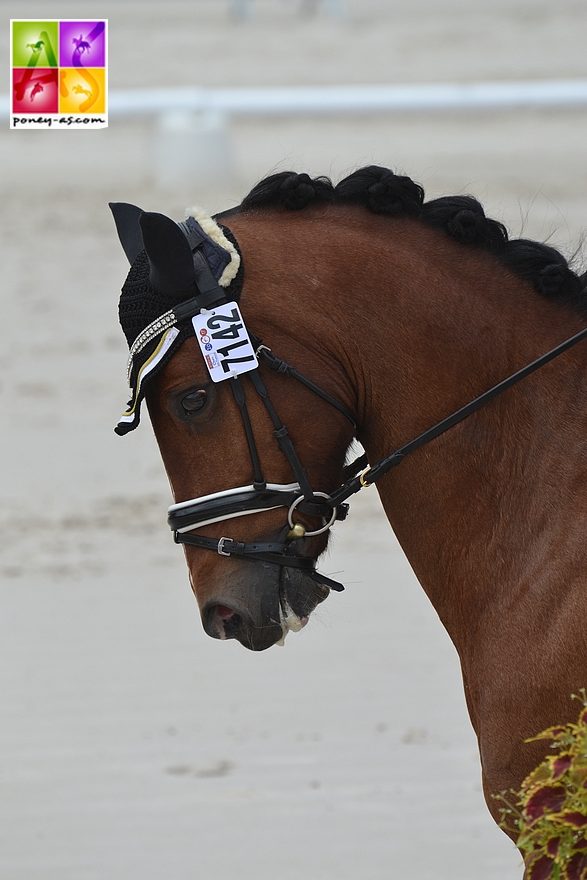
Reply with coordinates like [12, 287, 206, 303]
[111, 203, 242, 435]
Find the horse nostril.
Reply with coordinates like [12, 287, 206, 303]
[216, 604, 236, 621]
[204, 603, 242, 640]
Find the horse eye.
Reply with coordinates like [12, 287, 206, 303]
[181, 389, 208, 415]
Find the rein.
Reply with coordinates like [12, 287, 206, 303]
[330, 325, 587, 506]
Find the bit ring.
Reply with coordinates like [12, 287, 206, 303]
[287, 492, 337, 537]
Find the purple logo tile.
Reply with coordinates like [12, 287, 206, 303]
[59, 21, 106, 68]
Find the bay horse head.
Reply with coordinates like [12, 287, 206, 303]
[111, 188, 358, 650]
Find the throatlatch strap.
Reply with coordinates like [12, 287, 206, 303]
[257, 346, 356, 428]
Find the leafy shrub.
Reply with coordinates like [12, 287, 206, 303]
[495, 691, 587, 880]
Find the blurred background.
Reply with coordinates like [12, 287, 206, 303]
[1, 1, 586, 877]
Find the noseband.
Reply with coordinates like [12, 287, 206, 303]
[120, 219, 587, 595]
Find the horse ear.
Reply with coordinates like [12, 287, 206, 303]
[109, 202, 145, 264]
[139, 211, 197, 299]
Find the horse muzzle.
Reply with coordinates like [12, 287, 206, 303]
[199, 552, 329, 651]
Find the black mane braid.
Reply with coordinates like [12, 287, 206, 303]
[240, 167, 586, 316]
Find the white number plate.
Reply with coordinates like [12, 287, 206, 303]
[192, 302, 258, 383]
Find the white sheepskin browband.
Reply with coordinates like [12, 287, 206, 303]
[187, 206, 241, 288]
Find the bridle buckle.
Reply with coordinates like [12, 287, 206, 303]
[217, 537, 232, 556]
[359, 466, 372, 488]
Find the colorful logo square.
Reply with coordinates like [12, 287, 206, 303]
[59, 21, 106, 68]
[10, 19, 108, 129]
[11, 21, 59, 67]
[12, 68, 58, 113]
[59, 68, 106, 114]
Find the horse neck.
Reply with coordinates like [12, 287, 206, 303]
[317, 210, 586, 651]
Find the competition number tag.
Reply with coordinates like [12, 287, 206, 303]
[192, 302, 258, 383]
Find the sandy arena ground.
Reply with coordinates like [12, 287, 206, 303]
[1, 1, 586, 877]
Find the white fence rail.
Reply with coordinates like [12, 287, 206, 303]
[111, 79, 587, 115]
[4, 80, 587, 185]
[3, 79, 587, 121]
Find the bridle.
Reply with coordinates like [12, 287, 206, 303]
[168, 340, 358, 593]
[122, 219, 587, 594]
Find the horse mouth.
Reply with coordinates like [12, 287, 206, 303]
[275, 566, 330, 646]
[275, 596, 310, 646]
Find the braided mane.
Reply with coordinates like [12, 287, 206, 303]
[239, 167, 586, 316]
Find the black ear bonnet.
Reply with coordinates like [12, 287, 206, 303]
[112, 207, 243, 435]
[118, 222, 243, 346]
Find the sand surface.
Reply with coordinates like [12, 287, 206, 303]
[2, 1, 586, 877]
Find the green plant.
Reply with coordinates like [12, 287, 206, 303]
[495, 691, 587, 880]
